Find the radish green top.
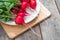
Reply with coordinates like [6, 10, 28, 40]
[0, 0, 20, 22]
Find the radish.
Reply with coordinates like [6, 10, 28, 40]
[18, 9, 30, 15]
[17, 12, 26, 17]
[20, 0, 30, 3]
[11, 9, 18, 14]
[13, 0, 37, 25]
[15, 16, 25, 24]
[18, 9, 25, 13]
[30, 0, 36, 9]
[21, 2, 28, 10]
[18, 12, 30, 17]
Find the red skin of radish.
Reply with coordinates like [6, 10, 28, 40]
[18, 9, 30, 15]
[18, 12, 30, 17]
[15, 16, 25, 24]
[11, 9, 18, 14]
[21, 2, 28, 10]
[31, 0, 36, 1]
[17, 12, 26, 17]
[20, 0, 30, 3]
[18, 9, 25, 13]
[30, 0, 36, 9]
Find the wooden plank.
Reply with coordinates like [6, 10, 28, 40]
[15, 24, 42, 40]
[55, 0, 60, 13]
[0, 26, 9, 40]
[40, 0, 60, 40]
[0, 2, 51, 40]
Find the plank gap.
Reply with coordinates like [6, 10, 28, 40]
[39, 23, 43, 40]
[54, 0, 60, 13]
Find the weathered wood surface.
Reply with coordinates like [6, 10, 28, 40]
[0, 0, 60, 40]
[40, 0, 60, 40]
[55, 0, 60, 13]
[15, 24, 42, 40]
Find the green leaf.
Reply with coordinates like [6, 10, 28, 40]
[10, 0, 16, 3]
[8, 3, 14, 11]
[0, 9, 3, 14]
[0, 0, 21, 22]
[0, 2, 5, 8]
[0, 0, 10, 2]
[4, 2, 11, 10]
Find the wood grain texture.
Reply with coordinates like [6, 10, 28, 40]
[0, 3, 51, 39]
[15, 24, 41, 40]
[0, 26, 9, 40]
[40, 0, 60, 40]
[55, 0, 60, 13]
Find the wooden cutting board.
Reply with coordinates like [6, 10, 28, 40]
[0, 3, 51, 39]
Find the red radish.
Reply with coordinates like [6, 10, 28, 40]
[31, 0, 36, 1]
[24, 0, 30, 3]
[21, 2, 28, 10]
[30, 0, 36, 9]
[13, 0, 37, 25]
[15, 16, 25, 24]
[18, 9, 30, 16]
[20, 0, 30, 3]
[17, 12, 26, 17]
[11, 9, 18, 14]
[18, 9, 25, 13]
[24, 11, 30, 16]
[18, 12, 30, 17]
[24, 12, 30, 16]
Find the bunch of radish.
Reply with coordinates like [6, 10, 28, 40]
[11, 0, 37, 24]
[11, 0, 41, 38]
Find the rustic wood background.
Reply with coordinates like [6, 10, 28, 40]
[0, 0, 60, 40]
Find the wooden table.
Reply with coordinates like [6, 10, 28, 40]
[0, 0, 60, 40]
